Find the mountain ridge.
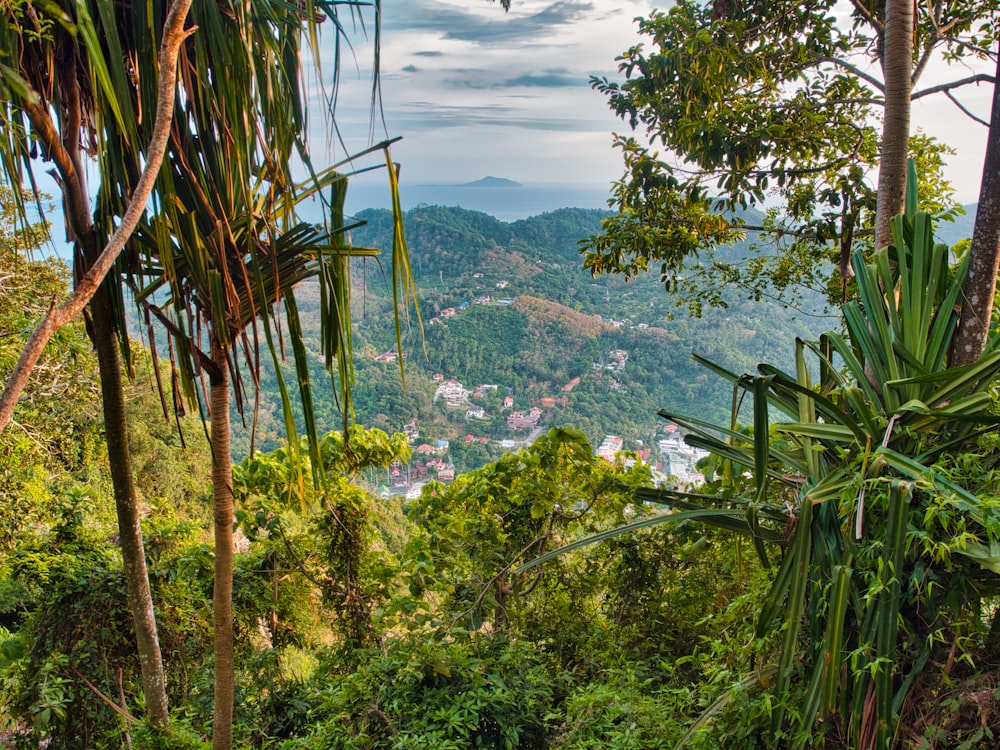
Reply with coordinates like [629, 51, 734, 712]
[243, 204, 833, 475]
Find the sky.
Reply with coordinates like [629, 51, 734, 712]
[329, 0, 659, 190]
[324, 0, 996, 204]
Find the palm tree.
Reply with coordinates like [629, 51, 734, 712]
[1, 2, 414, 744]
[0, 0, 195, 726]
[120, 2, 415, 746]
[132, 156, 409, 749]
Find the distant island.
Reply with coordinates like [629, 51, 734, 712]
[457, 176, 522, 188]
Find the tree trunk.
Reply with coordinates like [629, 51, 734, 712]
[87, 275, 171, 727]
[874, 0, 914, 249]
[71, 111, 170, 725]
[949, 48, 1000, 367]
[210, 340, 235, 750]
[10, 16, 190, 726]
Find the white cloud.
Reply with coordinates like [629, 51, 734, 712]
[319, 0, 655, 187]
[319, 0, 992, 202]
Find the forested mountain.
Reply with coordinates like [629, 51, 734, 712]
[242, 204, 837, 473]
[5, 0, 1000, 743]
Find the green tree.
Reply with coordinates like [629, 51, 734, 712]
[234, 426, 411, 655]
[583, 0, 996, 308]
[539, 173, 1000, 747]
[1, 2, 415, 746]
[0, 186, 105, 541]
[128, 65, 409, 750]
[407, 427, 649, 632]
[0, 0, 192, 727]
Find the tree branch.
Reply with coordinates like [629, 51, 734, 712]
[0, 0, 195, 433]
[944, 89, 991, 126]
[846, 0, 882, 32]
[911, 73, 995, 100]
[911, 30, 939, 85]
[69, 665, 137, 723]
[817, 56, 885, 92]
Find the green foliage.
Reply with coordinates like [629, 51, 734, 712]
[2, 490, 167, 746]
[286, 634, 555, 750]
[0, 377, 775, 749]
[235, 426, 413, 655]
[0, 186, 106, 542]
[621, 169, 1000, 747]
[582, 0, 988, 308]
[403, 428, 645, 630]
[266, 204, 834, 473]
[549, 675, 682, 750]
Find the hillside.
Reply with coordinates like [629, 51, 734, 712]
[239, 204, 836, 476]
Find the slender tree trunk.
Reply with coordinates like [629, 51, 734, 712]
[85, 257, 170, 726]
[210, 340, 235, 750]
[949, 48, 1000, 367]
[0, 4, 194, 725]
[874, 0, 914, 249]
[71, 91, 171, 733]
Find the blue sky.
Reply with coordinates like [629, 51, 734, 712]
[325, 0, 658, 190]
[324, 0, 994, 204]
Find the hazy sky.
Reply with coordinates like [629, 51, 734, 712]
[329, 0, 995, 203]
[332, 0, 658, 189]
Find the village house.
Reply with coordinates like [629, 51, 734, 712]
[596, 435, 624, 462]
[502, 396, 514, 410]
[388, 461, 408, 486]
[508, 410, 541, 431]
[435, 379, 467, 406]
[466, 407, 485, 419]
[657, 430, 709, 487]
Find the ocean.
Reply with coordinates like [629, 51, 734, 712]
[341, 180, 614, 222]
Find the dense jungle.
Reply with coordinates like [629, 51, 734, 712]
[3, 0, 1000, 749]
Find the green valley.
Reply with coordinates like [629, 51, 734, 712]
[248, 204, 833, 478]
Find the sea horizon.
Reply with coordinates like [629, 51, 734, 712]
[342, 179, 614, 222]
